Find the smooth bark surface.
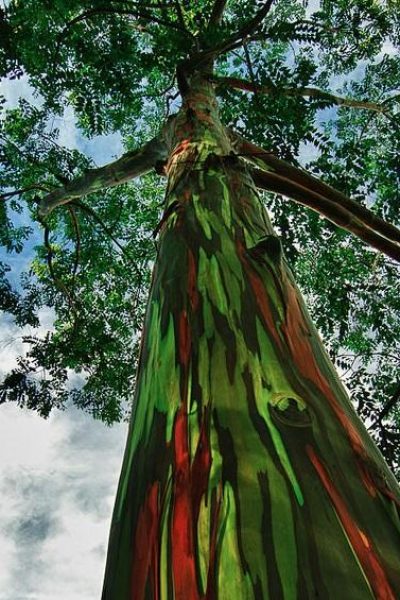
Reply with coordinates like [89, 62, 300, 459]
[39, 135, 168, 217]
[102, 75, 400, 599]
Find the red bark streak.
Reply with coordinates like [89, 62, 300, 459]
[166, 139, 193, 174]
[187, 249, 199, 312]
[236, 238, 283, 349]
[281, 279, 366, 458]
[172, 407, 201, 600]
[248, 268, 283, 349]
[172, 139, 191, 158]
[306, 445, 396, 600]
[358, 461, 378, 498]
[131, 482, 160, 600]
[179, 310, 191, 370]
[358, 461, 400, 512]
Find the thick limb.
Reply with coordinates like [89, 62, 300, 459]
[39, 134, 168, 217]
[251, 167, 400, 263]
[229, 131, 400, 255]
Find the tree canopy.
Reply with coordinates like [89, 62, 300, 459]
[0, 0, 399, 472]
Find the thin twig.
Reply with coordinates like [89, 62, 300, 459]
[0, 184, 52, 201]
[370, 383, 400, 428]
[186, 0, 275, 70]
[71, 200, 142, 278]
[173, 0, 186, 30]
[43, 226, 76, 311]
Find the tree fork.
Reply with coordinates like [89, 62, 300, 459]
[102, 72, 400, 599]
[230, 132, 400, 248]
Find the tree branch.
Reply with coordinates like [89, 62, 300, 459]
[1, 184, 51, 201]
[173, 1, 186, 30]
[60, 6, 188, 36]
[370, 383, 400, 429]
[67, 206, 80, 279]
[71, 201, 143, 278]
[207, 0, 228, 27]
[232, 0, 275, 42]
[229, 131, 400, 248]
[187, 0, 274, 71]
[43, 226, 77, 311]
[213, 75, 393, 114]
[250, 167, 400, 264]
[38, 135, 168, 217]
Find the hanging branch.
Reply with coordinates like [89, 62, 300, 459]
[58, 5, 189, 38]
[50, 4, 193, 83]
[39, 134, 168, 217]
[0, 133, 67, 187]
[43, 226, 77, 310]
[212, 75, 396, 114]
[173, 1, 186, 30]
[229, 131, 400, 248]
[71, 201, 143, 278]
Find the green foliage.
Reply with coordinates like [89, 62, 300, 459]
[0, 0, 399, 471]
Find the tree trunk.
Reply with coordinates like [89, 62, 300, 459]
[102, 73, 400, 599]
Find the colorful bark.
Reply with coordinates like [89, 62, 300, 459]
[102, 74, 400, 599]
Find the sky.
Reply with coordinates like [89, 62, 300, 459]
[0, 76, 127, 600]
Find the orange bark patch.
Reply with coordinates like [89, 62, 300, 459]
[306, 445, 396, 600]
[131, 482, 160, 600]
[166, 139, 193, 174]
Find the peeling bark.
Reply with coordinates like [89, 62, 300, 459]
[102, 74, 400, 599]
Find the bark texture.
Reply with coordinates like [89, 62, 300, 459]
[102, 74, 400, 599]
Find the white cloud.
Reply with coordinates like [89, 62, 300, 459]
[1, 65, 129, 600]
[0, 404, 127, 600]
[0, 307, 56, 375]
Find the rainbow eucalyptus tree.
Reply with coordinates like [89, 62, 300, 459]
[1, 0, 400, 597]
